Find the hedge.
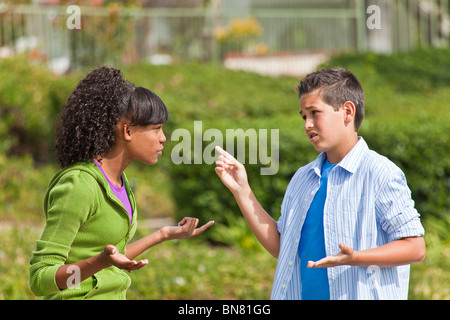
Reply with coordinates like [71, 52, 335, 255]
[1, 48, 448, 242]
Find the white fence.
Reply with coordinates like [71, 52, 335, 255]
[0, 1, 448, 75]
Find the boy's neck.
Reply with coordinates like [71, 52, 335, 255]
[326, 134, 359, 164]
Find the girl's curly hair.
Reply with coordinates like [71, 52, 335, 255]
[55, 66, 168, 168]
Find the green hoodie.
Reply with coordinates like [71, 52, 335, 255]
[29, 161, 137, 300]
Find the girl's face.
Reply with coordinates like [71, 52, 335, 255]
[125, 123, 167, 165]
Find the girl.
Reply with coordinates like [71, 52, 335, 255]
[29, 66, 213, 299]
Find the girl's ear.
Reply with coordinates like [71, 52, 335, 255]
[123, 123, 132, 141]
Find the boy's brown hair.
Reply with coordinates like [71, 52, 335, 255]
[297, 67, 365, 131]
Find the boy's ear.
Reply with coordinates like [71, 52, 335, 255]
[342, 101, 356, 127]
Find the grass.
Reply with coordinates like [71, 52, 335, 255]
[2, 220, 448, 300]
[0, 223, 277, 300]
[128, 230, 276, 300]
[0, 224, 42, 299]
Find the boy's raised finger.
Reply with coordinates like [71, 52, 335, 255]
[215, 146, 236, 161]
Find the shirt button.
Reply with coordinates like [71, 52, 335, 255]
[310, 191, 315, 196]
[282, 284, 286, 289]
[289, 261, 293, 266]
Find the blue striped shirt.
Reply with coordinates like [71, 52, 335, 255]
[271, 137, 424, 300]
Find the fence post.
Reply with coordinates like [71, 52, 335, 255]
[356, 0, 368, 52]
[209, 0, 221, 64]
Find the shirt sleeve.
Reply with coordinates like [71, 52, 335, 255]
[375, 167, 425, 242]
[29, 170, 97, 297]
[276, 171, 298, 235]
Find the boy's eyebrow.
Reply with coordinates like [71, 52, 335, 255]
[299, 105, 314, 115]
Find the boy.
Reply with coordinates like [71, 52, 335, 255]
[214, 67, 425, 300]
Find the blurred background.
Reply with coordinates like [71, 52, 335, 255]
[0, 0, 448, 299]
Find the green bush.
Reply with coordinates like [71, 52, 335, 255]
[0, 55, 76, 162]
[167, 115, 450, 244]
[121, 62, 299, 132]
[0, 154, 55, 222]
[361, 116, 450, 233]
[324, 47, 450, 93]
[1, 49, 448, 242]
[167, 116, 312, 229]
[164, 47, 450, 244]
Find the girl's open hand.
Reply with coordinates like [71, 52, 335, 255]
[160, 217, 214, 241]
[103, 244, 149, 272]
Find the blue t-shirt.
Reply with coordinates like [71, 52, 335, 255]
[298, 157, 336, 300]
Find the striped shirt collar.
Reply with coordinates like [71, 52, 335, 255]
[310, 137, 368, 175]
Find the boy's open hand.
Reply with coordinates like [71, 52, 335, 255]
[307, 243, 355, 268]
[307, 237, 425, 269]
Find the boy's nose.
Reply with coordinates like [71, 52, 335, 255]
[304, 118, 314, 130]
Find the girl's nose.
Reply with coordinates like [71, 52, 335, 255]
[160, 130, 167, 143]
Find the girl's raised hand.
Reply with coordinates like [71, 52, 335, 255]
[160, 217, 214, 241]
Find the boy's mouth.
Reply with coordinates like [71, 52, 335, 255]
[309, 132, 318, 142]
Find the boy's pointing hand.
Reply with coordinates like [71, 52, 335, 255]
[214, 146, 249, 194]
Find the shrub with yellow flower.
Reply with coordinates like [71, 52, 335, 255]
[214, 16, 267, 58]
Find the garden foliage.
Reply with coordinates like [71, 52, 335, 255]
[0, 48, 449, 299]
[0, 48, 449, 239]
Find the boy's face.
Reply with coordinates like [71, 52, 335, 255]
[299, 91, 356, 163]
